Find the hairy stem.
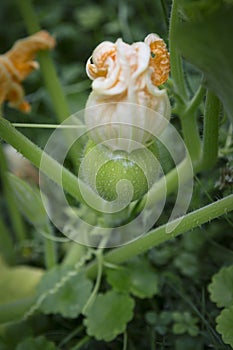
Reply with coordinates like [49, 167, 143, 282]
[180, 114, 202, 164]
[169, 0, 188, 101]
[0, 117, 83, 204]
[201, 91, 221, 169]
[17, 0, 70, 124]
[63, 243, 87, 266]
[87, 194, 233, 277]
[184, 85, 206, 117]
[1, 195, 232, 324]
[42, 225, 57, 269]
[169, 0, 202, 164]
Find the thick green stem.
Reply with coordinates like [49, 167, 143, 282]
[137, 156, 190, 213]
[16, 0, 81, 168]
[0, 117, 83, 204]
[183, 85, 206, 117]
[42, 225, 57, 269]
[83, 248, 103, 314]
[17, 0, 70, 124]
[87, 194, 233, 277]
[1, 195, 232, 324]
[63, 243, 87, 266]
[180, 114, 202, 164]
[169, 0, 188, 101]
[0, 143, 26, 242]
[201, 91, 221, 169]
[179, 85, 206, 165]
[169, 0, 202, 164]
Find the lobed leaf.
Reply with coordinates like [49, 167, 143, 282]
[208, 265, 233, 308]
[37, 265, 92, 318]
[216, 306, 233, 347]
[106, 257, 159, 298]
[84, 290, 135, 341]
[16, 336, 56, 350]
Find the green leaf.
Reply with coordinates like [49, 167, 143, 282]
[106, 257, 159, 299]
[0, 256, 43, 305]
[178, 0, 222, 21]
[16, 336, 56, 350]
[175, 336, 204, 350]
[188, 325, 199, 337]
[37, 266, 92, 318]
[106, 268, 131, 293]
[172, 312, 183, 322]
[74, 5, 103, 29]
[173, 322, 186, 335]
[173, 252, 199, 277]
[84, 290, 135, 341]
[0, 338, 7, 350]
[8, 173, 48, 228]
[175, 5, 233, 122]
[145, 311, 158, 325]
[208, 265, 233, 308]
[216, 306, 233, 347]
[145, 311, 173, 335]
[172, 311, 199, 336]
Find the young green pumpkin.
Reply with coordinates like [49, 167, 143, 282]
[80, 140, 159, 202]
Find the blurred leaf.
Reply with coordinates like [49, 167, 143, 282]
[145, 310, 173, 335]
[1, 316, 45, 348]
[106, 268, 131, 293]
[106, 257, 159, 298]
[216, 306, 233, 347]
[173, 322, 186, 334]
[53, 23, 77, 41]
[178, 0, 222, 21]
[84, 290, 134, 341]
[37, 265, 92, 318]
[172, 311, 199, 336]
[0, 339, 6, 350]
[61, 64, 83, 84]
[175, 5, 233, 122]
[182, 229, 206, 252]
[75, 5, 103, 30]
[8, 174, 48, 228]
[173, 252, 199, 277]
[175, 335, 204, 350]
[16, 336, 56, 350]
[208, 265, 233, 308]
[149, 245, 175, 266]
[160, 311, 173, 325]
[0, 256, 43, 305]
[145, 311, 158, 325]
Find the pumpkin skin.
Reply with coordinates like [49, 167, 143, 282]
[79, 140, 159, 202]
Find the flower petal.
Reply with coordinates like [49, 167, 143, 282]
[144, 33, 170, 86]
[85, 34, 171, 151]
[5, 30, 56, 81]
[0, 30, 55, 113]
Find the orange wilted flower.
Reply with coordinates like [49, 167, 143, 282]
[0, 30, 55, 113]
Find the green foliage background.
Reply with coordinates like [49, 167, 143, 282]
[0, 0, 233, 349]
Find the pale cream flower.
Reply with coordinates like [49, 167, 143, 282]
[85, 33, 171, 151]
